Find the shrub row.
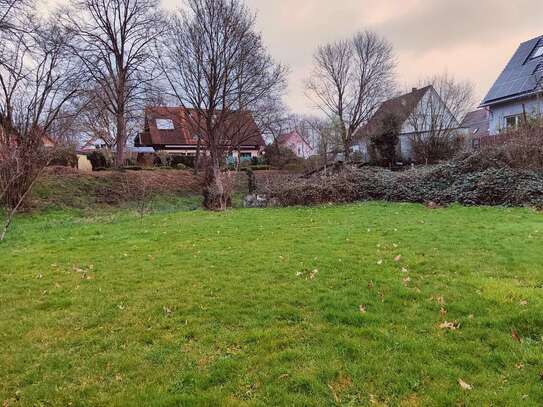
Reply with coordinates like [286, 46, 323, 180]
[264, 151, 543, 208]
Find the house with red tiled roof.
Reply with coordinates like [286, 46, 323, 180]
[276, 131, 315, 158]
[135, 107, 265, 161]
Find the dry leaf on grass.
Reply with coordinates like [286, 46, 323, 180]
[515, 362, 525, 369]
[439, 307, 447, 319]
[359, 305, 367, 314]
[402, 276, 411, 286]
[439, 321, 460, 330]
[309, 269, 319, 279]
[377, 259, 383, 265]
[394, 255, 402, 262]
[519, 300, 528, 306]
[511, 329, 521, 342]
[458, 378, 472, 390]
[368, 280, 374, 289]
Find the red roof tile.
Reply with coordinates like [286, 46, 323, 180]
[138, 107, 264, 148]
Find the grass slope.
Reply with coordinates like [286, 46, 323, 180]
[1, 203, 542, 406]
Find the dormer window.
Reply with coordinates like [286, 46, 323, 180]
[156, 118, 174, 130]
[530, 44, 543, 59]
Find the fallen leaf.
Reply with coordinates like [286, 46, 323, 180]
[367, 280, 374, 290]
[520, 300, 528, 306]
[394, 255, 402, 262]
[458, 378, 472, 390]
[359, 305, 367, 314]
[402, 276, 411, 286]
[377, 259, 383, 265]
[439, 307, 447, 319]
[511, 329, 521, 342]
[439, 321, 459, 330]
[515, 362, 525, 369]
[401, 267, 409, 273]
[309, 269, 319, 279]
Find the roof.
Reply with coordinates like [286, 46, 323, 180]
[137, 107, 264, 148]
[356, 86, 432, 139]
[460, 109, 489, 137]
[481, 35, 543, 106]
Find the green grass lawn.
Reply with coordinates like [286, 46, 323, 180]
[1, 203, 542, 406]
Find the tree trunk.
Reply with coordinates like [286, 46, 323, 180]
[115, 110, 126, 168]
[203, 154, 231, 211]
[193, 137, 201, 175]
[341, 127, 350, 161]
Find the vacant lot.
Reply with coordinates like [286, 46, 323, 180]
[1, 203, 542, 406]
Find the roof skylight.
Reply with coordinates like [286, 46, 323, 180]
[156, 118, 174, 130]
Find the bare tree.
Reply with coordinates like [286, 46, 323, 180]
[407, 74, 475, 163]
[0, 11, 79, 241]
[306, 30, 396, 160]
[63, 0, 165, 167]
[0, 0, 28, 33]
[161, 0, 287, 210]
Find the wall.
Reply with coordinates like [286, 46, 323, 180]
[489, 96, 543, 134]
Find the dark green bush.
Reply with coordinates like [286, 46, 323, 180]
[88, 150, 111, 170]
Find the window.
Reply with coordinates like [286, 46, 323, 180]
[531, 45, 543, 59]
[240, 152, 252, 162]
[156, 118, 174, 130]
[505, 114, 522, 129]
[471, 138, 481, 150]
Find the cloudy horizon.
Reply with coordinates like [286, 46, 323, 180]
[43, 0, 543, 115]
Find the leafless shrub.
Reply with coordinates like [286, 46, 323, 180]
[481, 118, 543, 170]
[120, 172, 153, 220]
[0, 7, 79, 241]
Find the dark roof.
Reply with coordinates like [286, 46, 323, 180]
[460, 109, 489, 137]
[481, 35, 543, 106]
[355, 86, 432, 139]
[137, 107, 264, 148]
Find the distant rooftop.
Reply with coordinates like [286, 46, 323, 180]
[481, 35, 543, 106]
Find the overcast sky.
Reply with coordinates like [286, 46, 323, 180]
[45, 0, 543, 114]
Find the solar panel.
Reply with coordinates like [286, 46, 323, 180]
[482, 35, 543, 105]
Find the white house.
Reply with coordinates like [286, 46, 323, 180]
[354, 85, 459, 161]
[480, 35, 543, 134]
